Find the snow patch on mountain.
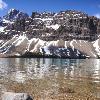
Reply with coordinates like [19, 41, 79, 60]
[30, 39, 46, 53]
[35, 18, 53, 22]
[2, 19, 14, 24]
[69, 40, 97, 58]
[27, 38, 39, 51]
[46, 24, 60, 30]
[0, 26, 5, 32]
[93, 39, 100, 56]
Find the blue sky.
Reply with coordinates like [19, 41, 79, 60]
[0, 0, 100, 18]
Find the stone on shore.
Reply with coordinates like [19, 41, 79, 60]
[2, 92, 33, 100]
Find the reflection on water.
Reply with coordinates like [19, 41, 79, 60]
[0, 58, 100, 99]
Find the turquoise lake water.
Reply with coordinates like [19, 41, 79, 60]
[0, 58, 100, 99]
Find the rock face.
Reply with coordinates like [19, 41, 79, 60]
[2, 92, 33, 100]
[0, 9, 100, 41]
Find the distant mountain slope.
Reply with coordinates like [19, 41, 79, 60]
[0, 34, 100, 58]
[0, 9, 100, 58]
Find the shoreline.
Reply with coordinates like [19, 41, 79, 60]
[1, 54, 88, 59]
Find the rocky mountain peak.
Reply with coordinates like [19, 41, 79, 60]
[3, 8, 29, 21]
[3, 8, 19, 20]
[7, 8, 19, 14]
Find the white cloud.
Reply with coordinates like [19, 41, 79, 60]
[0, 0, 7, 10]
[95, 13, 100, 18]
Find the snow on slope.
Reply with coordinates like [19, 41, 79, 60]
[27, 38, 39, 51]
[30, 39, 46, 53]
[14, 35, 29, 53]
[46, 24, 60, 30]
[0, 35, 100, 58]
[47, 39, 65, 47]
[93, 39, 100, 56]
[34, 18, 53, 22]
[0, 27, 5, 32]
[69, 40, 97, 58]
[0, 35, 18, 48]
[3, 19, 14, 24]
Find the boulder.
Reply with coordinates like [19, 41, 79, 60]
[2, 92, 33, 100]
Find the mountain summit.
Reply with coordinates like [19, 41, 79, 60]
[3, 8, 29, 21]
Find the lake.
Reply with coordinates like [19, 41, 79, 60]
[0, 58, 100, 100]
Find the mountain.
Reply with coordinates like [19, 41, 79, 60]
[0, 9, 100, 58]
[0, 9, 99, 41]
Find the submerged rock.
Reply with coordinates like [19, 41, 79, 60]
[2, 92, 33, 100]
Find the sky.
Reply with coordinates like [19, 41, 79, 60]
[0, 0, 100, 18]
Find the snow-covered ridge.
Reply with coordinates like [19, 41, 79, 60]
[0, 35, 99, 58]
